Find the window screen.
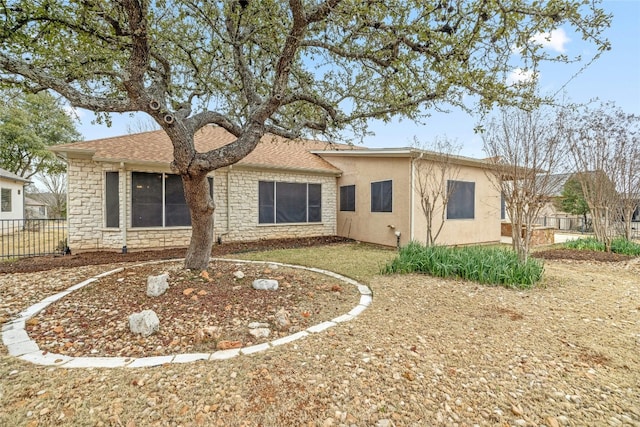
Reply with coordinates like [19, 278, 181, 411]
[165, 174, 191, 226]
[340, 185, 355, 212]
[259, 181, 321, 224]
[447, 180, 475, 219]
[1, 188, 11, 212]
[308, 184, 322, 222]
[105, 172, 119, 227]
[371, 180, 392, 212]
[259, 181, 275, 223]
[132, 172, 163, 227]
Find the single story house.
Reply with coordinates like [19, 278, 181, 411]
[25, 196, 49, 219]
[0, 167, 29, 221]
[50, 126, 502, 252]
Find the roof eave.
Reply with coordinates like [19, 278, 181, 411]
[232, 162, 341, 177]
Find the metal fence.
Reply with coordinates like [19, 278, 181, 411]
[534, 216, 640, 239]
[0, 219, 68, 259]
[534, 216, 589, 232]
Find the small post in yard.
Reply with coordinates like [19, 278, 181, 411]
[395, 231, 401, 250]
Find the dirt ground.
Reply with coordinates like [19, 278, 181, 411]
[1, 239, 639, 426]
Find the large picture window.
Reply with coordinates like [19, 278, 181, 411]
[340, 185, 355, 212]
[447, 180, 475, 220]
[1, 188, 11, 212]
[259, 181, 322, 224]
[371, 180, 392, 212]
[105, 172, 119, 227]
[130, 172, 213, 228]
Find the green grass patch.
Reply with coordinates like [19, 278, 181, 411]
[564, 237, 640, 256]
[381, 242, 543, 289]
[231, 242, 397, 284]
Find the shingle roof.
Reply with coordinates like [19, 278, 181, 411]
[0, 167, 30, 183]
[51, 126, 355, 174]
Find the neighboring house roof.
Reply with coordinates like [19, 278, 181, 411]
[543, 172, 575, 197]
[24, 196, 47, 207]
[0, 167, 30, 183]
[51, 126, 358, 175]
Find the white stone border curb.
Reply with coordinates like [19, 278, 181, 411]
[2, 258, 373, 368]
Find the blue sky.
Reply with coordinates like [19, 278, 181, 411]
[74, 0, 640, 159]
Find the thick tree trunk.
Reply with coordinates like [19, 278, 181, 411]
[182, 173, 215, 270]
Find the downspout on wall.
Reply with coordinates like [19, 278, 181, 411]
[120, 162, 127, 253]
[410, 151, 424, 242]
[216, 165, 232, 244]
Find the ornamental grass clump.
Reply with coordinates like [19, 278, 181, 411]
[564, 237, 640, 256]
[382, 242, 543, 289]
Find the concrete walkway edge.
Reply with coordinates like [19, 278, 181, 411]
[2, 258, 372, 369]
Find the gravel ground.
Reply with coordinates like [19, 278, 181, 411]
[1, 246, 640, 426]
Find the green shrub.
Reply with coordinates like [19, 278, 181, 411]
[381, 242, 543, 289]
[564, 237, 604, 251]
[564, 237, 640, 256]
[611, 238, 640, 256]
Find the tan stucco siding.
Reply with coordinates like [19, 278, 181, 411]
[322, 154, 501, 248]
[327, 156, 413, 247]
[412, 164, 501, 246]
[65, 158, 336, 251]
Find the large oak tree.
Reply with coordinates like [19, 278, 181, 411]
[0, 0, 610, 269]
[0, 90, 81, 178]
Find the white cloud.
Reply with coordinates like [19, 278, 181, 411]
[507, 68, 535, 85]
[530, 28, 570, 53]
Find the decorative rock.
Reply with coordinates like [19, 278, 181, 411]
[217, 340, 242, 350]
[129, 310, 160, 337]
[249, 328, 271, 338]
[546, 417, 560, 427]
[268, 263, 279, 270]
[194, 326, 221, 343]
[146, 273, 169, 297]
[252, 279, 279, 291]
[274, 308, 291, 330]
[233, 270, 245, 279]
[248, 322, 270, 329]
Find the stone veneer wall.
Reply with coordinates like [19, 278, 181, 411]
[213, 168, 337, 243]
[66, 158, 337, 251]
[500, 222, 555, 246]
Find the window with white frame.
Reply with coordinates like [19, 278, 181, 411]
[1, 188, 11, 212]
[259, 181, 321, 224]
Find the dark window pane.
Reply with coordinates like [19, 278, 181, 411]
[1, 188, 11, 212]
[276, 182, 306, 223]
[308, 184, 322, 222]
[500, 192, 506, 220]
[259, 181, 275, 223]
[340, 185, 355, 212]
[132, 172, 163, 227]
[447, 180, 475, 219]
[371, 180, 392, 212]
[105, 172, 119, 227]
[165, 174, 191, 226]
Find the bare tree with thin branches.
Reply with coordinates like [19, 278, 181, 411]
[413, 137, 462, 246]
[564, 102, 640, 247]
[483, 107, 568, 262]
